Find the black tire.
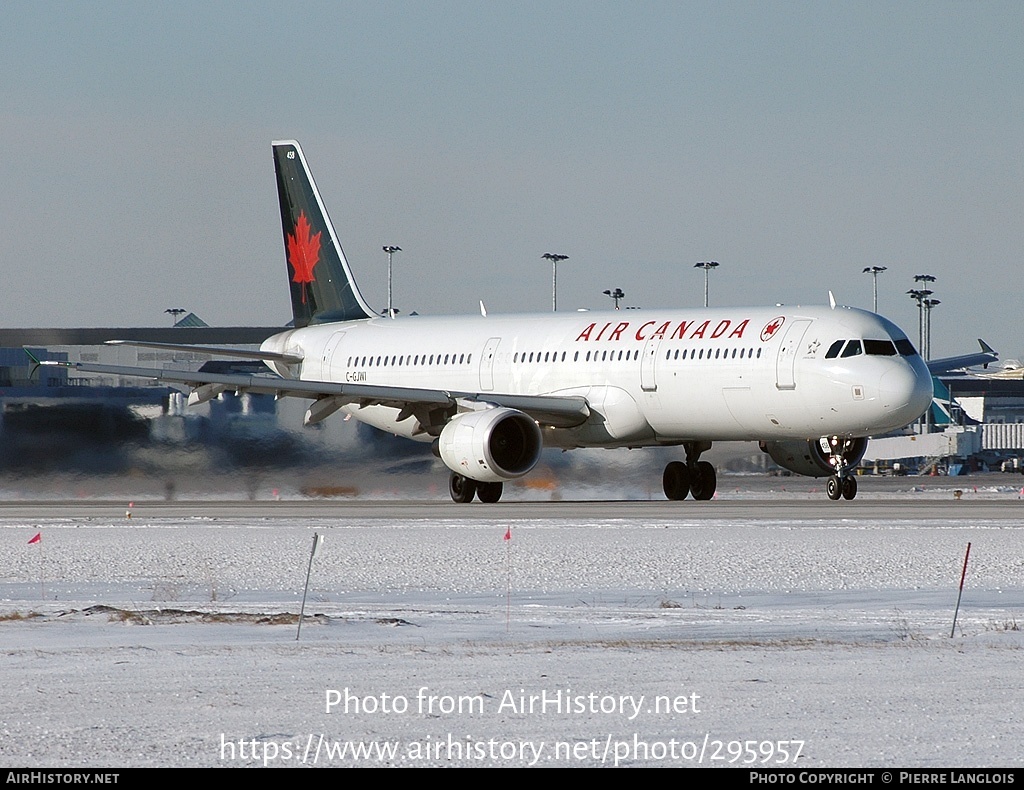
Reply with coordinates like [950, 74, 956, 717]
[449, 473, 477, 504]
[690, 461, 717, 501]
[476, 481, 503, 503]
[662, 461, 690, 501]
[826, 475, 842, 501]
[841, 475, 857, 501]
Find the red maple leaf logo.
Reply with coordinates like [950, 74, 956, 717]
[760, 316, 785, 342]
[287, 211, 321, 304]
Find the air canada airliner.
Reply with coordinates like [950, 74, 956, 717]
[50, 140, 935, 503]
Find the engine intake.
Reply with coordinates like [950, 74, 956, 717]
[438, 408, 543, 483]
[760, 436, 868, 478]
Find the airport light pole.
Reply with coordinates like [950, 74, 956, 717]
[923, 298, 940, 361]
[383, 246, 401, 318]
[912, 274, 936, 357]
[694, 261, 719, 307]
[906, 288, 932, 355]
[165, 308, 186, 326]
[603, 288, 625, 310]
[862, 266, 887, 312]
[542, 253, 569, 311]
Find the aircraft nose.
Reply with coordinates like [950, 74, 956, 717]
[879, 362, 933, 425]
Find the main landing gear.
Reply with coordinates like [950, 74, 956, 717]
[662, 441, 717, 501]
[449, 472, 503, 504]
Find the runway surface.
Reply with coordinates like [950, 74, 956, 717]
[2, 475, 1023, 767]
[2, 491, 1022, 521]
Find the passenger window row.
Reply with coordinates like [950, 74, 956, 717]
[512, 347, 765, 364]
[514, 350, 639, 363]
[347, 353, 473, 367]
[666, 347, 763, 361]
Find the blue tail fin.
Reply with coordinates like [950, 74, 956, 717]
[272, 140, 375, 327]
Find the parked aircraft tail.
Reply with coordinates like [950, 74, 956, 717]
[272, 140, 375, 327]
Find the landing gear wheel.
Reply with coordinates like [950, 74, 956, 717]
[663, 461, 690, 501]
[841, 475, 857, 501]
[476, 481, 503, 503]
[826, 475, 842, 501]
[449, 472, 477, 504]
[689, 461, 717, 501]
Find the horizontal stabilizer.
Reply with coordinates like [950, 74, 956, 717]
[927, 339, 998, 375]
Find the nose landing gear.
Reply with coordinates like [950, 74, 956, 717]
[822, 436, 858, 501]
[826, 473, 857, 501]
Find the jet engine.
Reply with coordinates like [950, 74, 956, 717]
[760, 436, 868, 478]
[438, 408, 543, 483]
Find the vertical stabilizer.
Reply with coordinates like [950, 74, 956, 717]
[272, 140, 375, 327]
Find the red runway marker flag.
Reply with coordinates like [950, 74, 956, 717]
[28, 532, 41, 544]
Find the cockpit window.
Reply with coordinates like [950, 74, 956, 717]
[864, 339, 897, 356]
[826, 337, 913, 360]
[840, 340, 863, 358]
[894, 338, 917, 356]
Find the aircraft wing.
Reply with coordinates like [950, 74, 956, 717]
[926, 339, 997, 375]
[42, 361, 591, 430]
[103, 339, 303, 364]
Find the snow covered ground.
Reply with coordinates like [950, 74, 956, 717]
[2, 483, 1023, 767]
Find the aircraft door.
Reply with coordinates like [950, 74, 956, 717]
[775, 320, 811, 390]
[319, 331, 346, 380]
[640, 337, 661, 392]
[479, 337, 501, 391]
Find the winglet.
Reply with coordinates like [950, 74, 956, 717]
[480, 300, 488, 317]
[828, 291, 836, 310]
[979, 338, 994, 354]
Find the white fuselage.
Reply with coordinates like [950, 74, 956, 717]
[261, 304, 933, 448]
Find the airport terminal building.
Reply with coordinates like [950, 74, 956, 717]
[0, 322, 285, 476]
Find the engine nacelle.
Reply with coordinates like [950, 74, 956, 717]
[438, 408, 543, 483]
[760, 436, 868, 478]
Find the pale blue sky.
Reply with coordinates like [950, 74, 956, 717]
[3, 1, 1022, 358]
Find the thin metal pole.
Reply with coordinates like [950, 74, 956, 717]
[927, 301, 933, 359]
[921, 299, 929, 354]
[542, 254, 568, 312]
[862, 266, 886, 312]
[950, 542, 972, 638]
[383, 246, 401, 318]
[297, 532, 321, 641]
[552, 260, 557, 312]
[695, 262, 718, 307]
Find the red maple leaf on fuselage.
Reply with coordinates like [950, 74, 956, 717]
[287, 211, 322, 304]
[760, 316, 785, 342]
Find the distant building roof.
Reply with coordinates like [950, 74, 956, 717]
[938, 376, 1024, 398]
[172, 312, 209, 328]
